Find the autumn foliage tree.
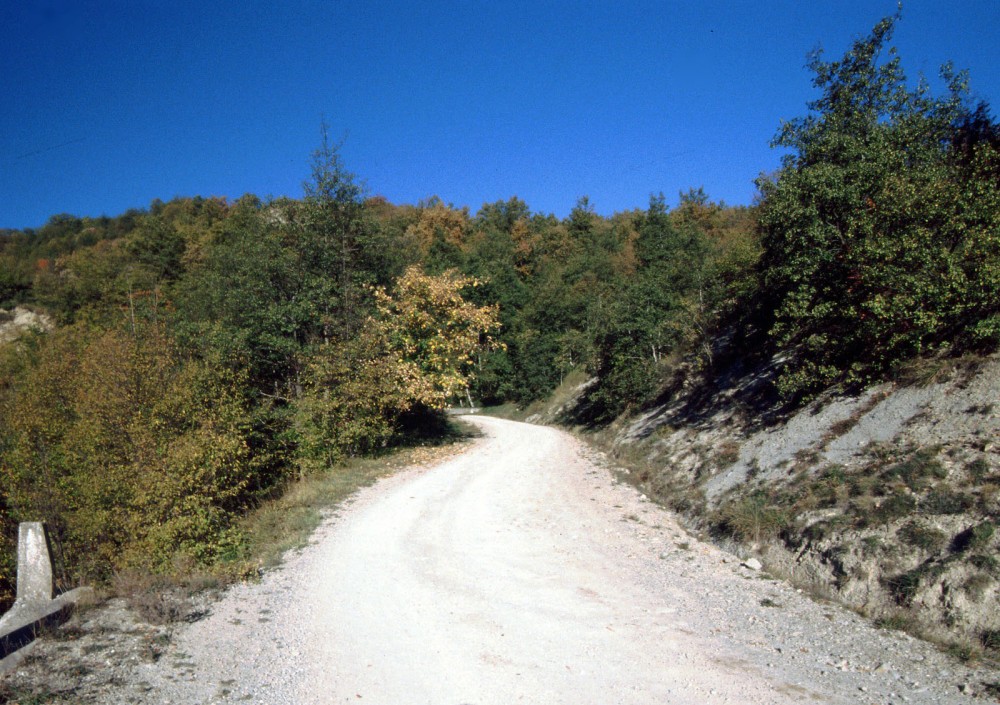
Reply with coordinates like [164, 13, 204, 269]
[373, 266, 502, 405]
[294, 266, 501, 471]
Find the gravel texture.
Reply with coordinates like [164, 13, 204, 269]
[4, 416, 996, 703]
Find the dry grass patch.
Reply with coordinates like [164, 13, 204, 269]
[239, 423, 478, 572]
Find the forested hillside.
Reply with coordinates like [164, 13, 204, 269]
[1, 14, 997, 617]
[0, 137, 511, 606]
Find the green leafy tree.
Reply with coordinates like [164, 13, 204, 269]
[0, 252, 33, 305]
[125, 215, 187, 282]
[585, 194, 710, 421]
[463, 199, 533, 402]
[173, 196, 312, 394]
[298, 125, 371, 340]
[756, 13, 1000, 399]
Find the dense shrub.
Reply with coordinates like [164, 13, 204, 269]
[0, 323, 262, 579]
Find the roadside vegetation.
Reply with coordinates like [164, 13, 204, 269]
[0, 134, 501, 609]
[1, 10, 997, 644]
[670, 16, 998, 657]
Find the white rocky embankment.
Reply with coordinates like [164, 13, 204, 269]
[0, 307, 52, 344]
[618, 354, 1000, 653]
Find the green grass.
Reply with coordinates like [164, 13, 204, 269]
[922, 489, 973, 515]
[713, 492, 789, 543]
[883, 563, 946, 606]
[945, 642, 982, 663]
[711, 440, 740, 469]
[963, 573, 993, 601]
[969, 553, 999, 572]
[967, 457, 991, 482]
[982, 630, 1000, 651]
[882, 447, 946, 491]
[873, 611, 917, 632]
[0, 689, 55, 704]
[861, 535, 883, 555]
[898, 521, 947, 553]
[863, 492, 917, 527]
[952, 521, 995, 553]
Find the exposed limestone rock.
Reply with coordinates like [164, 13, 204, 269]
[0, 307, 53, 344]
[610, 352, 1000, 650]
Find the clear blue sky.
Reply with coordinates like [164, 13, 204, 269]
[1, 1, 998, 230]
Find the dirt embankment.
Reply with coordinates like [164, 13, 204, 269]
[610, 353, 1000, 657]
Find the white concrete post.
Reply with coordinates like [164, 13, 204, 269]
[15, 522, 53, 605]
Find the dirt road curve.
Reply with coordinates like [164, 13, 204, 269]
[115, 416, 988, 704]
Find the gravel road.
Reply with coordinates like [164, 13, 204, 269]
[104, 416, 993, 704]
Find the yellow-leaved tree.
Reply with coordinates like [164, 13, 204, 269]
[294, 266, 501, 472]
[373, 265, 502, 408]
